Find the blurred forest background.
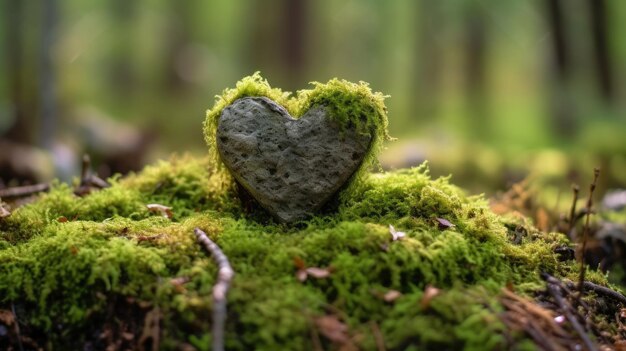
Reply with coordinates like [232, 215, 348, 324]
[2, 0, 626, 198]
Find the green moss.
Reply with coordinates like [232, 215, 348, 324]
[203, 72, 391, 200]
[0, 152, 608, 350]
[0, 71, 618, 349]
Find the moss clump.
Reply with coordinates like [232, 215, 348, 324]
[1, 152, 611, 350]
[203, 73, 391, 201]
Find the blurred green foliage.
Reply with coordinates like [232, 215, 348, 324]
[1, 0, 626, 192]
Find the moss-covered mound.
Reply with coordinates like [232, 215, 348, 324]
[1, 75, 621, 350]
[0, 154, 609, 350]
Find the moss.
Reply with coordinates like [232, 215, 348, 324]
[0, 74, 618, 349]
[0, 152, 609, 350]
[203, 72, 391, 201]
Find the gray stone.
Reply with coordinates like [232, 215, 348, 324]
[217, 97, 371, 223]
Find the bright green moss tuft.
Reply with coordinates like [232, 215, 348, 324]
[0, 153, 617, 349]
[3, 73, 598, 347]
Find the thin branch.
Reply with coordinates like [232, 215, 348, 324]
[11, 302, 24, 351]
[578, 168, 600, 296]
[194, 228, 234, 351]
[566, 281, 626, 306]
[567, 184, 579, 237]
[75, 154, 109, 196]
[0, 183, 49, 199]
[545, 282, 597, 351]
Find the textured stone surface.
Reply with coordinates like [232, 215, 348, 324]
[217, 97, 371, 223]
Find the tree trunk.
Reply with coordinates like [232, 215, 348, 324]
[545, 0, 577, 139]
[588, 0, 614, 103]
[39, 0, 58, 149]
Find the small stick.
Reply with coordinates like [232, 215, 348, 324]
[545, 282, 597, 351]
[567, 184, 579, 238]
[75, 154, 109, 196]
[566, 281, 626, 306]
[90, 175, 110, 189]
[0, 183, 50, 199]
[80, 154, 90, 182]
[578, 168, 600, 296]
[194, 228, 234, 351]
[11, 302, 24, 351]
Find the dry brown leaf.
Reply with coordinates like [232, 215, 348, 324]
[536, 208, 550, 232]
[306, 267, 331, 279]
[420, 285, 441, 310]
[0, 309, 15, 326]
[296, 269, 308, 282]
[146, 204, 173, 219]
[315, 315, 350, 344]
[435, 217, 455, 230]
[294, 257, 332, 282]
[293, 256, 306, 270]
[383, 289, 402, 303]
[615, 341, 626, 351]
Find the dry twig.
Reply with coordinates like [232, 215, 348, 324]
[74, 154, 110, 196]
[499, 288, 569, 351]
[0, 183, 49, 199]
[578, 168, 600, 296]
[542, 275, 598, 351]
[194, 228, 234, 351]
[568, 184, 579, 237]
[566, 281, 626, 306]
[11, 302, 24, 351]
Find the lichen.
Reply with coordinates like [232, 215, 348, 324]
[0, 152, 612, 350]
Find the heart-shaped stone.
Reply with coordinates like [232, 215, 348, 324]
[217, 97, 371, 223]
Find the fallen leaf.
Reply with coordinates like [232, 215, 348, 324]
[0, 310, 15, 326]
[315, 315, 350, 344]
[294, 257, 332, 282]
[293, 256, 306, 270]
[0, 204, 10, 218]
[383, 289, 402, 302]
[146, 204, 173, 219]
[435, 218, 455, 230]
[306, 267, 331, 279]
[420, 285, 441, 310]
[389, 225, 405, 241]
[296, 269, 308, 282]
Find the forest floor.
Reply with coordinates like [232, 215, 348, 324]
[0, 155, 625, 351]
